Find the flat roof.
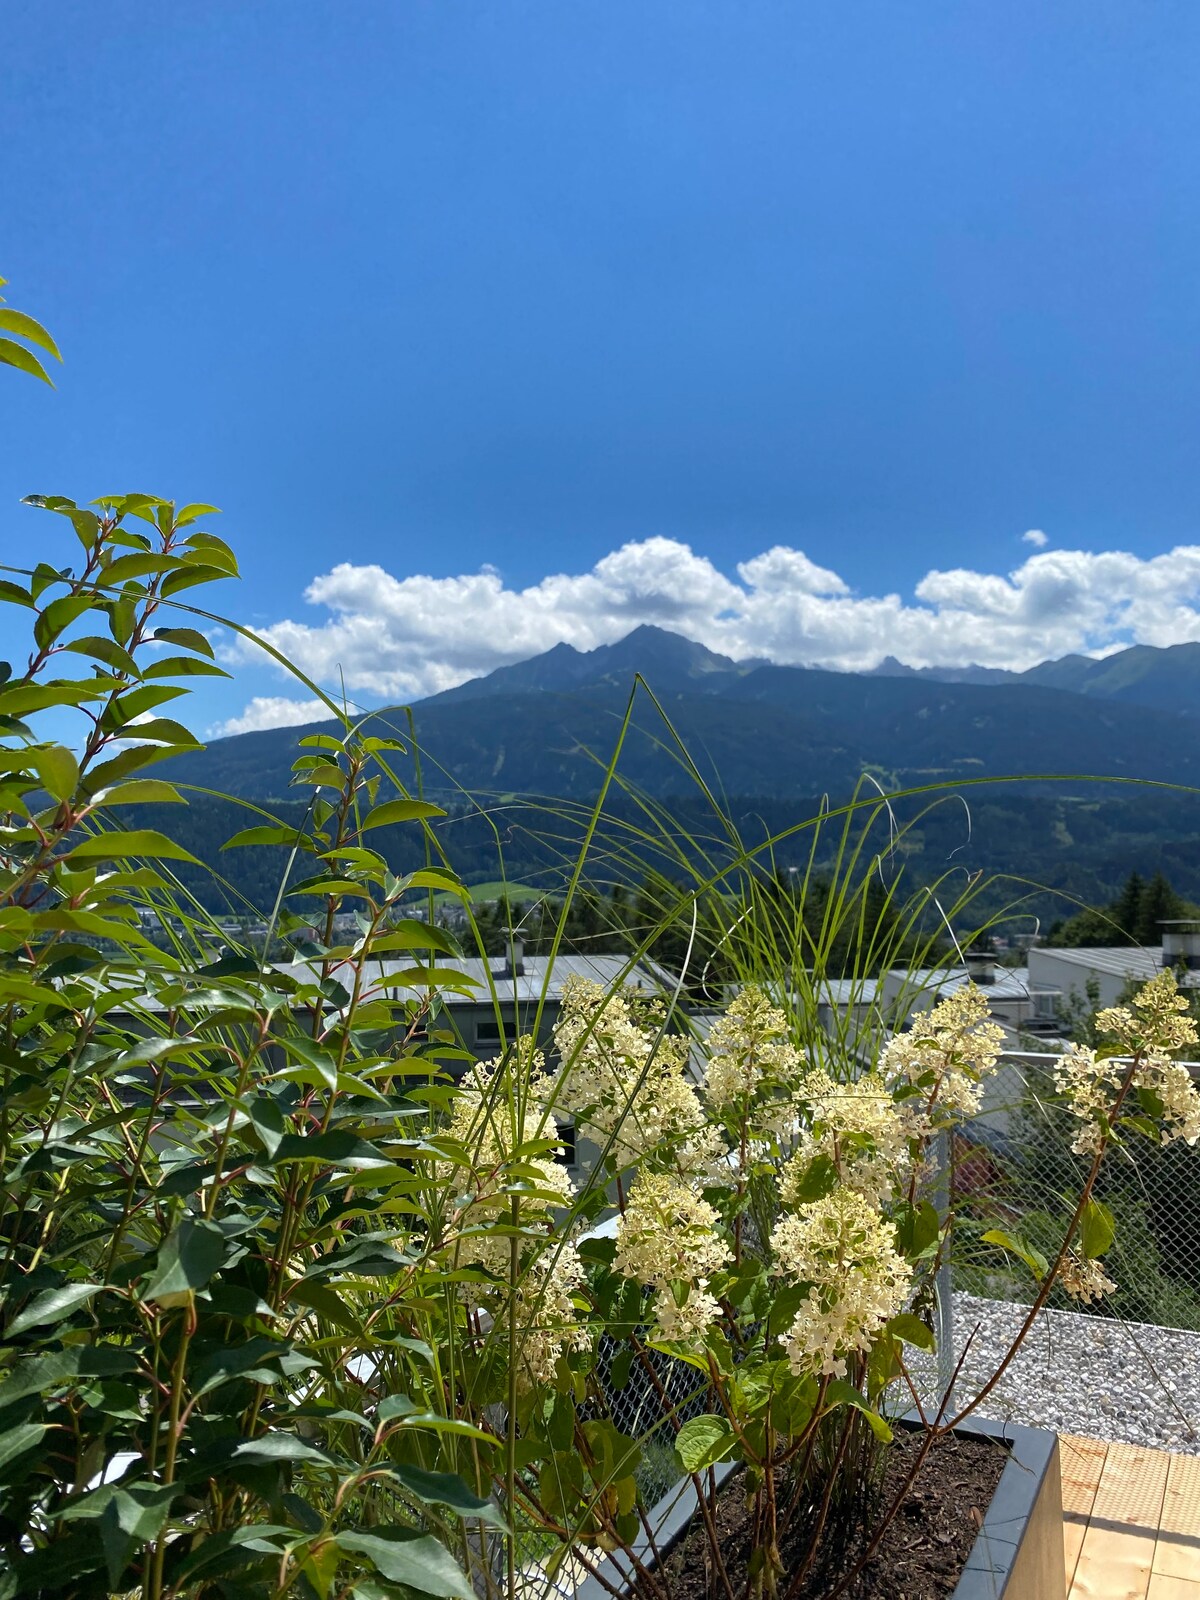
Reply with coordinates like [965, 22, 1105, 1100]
[1030, 946, 1165, 981]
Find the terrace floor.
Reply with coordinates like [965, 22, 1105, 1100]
[1062, 1433, 1200, 1600]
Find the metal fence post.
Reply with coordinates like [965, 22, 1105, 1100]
[934, 1127, 955, 1409]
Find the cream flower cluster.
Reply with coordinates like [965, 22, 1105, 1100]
[441, 1051, 590, 1385]
[879, 984, 1005, 1120]
[553, 977, 724, 1177]
[1096, 969, 1199, 1056]
[781, 1070, 912, 1208]
[1053, 1044, 1127, 1157]
[513, 1248, 592, 1386]
[769, 1189, 912, 1379]
[1056, 973, 1200, 1154]
[1058, 1252, 1117, 1305]
[613, 1170, 730, 1344]
[704, 986, 804, 1133]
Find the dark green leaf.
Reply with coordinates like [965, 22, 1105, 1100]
[7, 1281, 102, 1336]
[386, 1465, 508, 1529]
[0, 1422, 48, 1473]
[143, 1218, 228, 1307]
[336, 1531, 475, 1599]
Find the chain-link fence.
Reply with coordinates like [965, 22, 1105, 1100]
[930, 1051, 1200, 1452]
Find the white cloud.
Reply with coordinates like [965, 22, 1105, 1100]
[231, 536, 1200, 703]
[1022, 528, 1049, 548]
[209, 696, 331, 738]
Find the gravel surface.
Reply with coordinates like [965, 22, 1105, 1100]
[914, 1292, 1200, 1455]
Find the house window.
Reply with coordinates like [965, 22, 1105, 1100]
[476, 1017, 506, 1045]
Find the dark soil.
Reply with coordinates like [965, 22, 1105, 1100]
[635, 1430, 1009, 1600]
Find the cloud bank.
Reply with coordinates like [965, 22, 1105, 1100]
[223, 537, 1200, 728]
[210, 696, 330, 738]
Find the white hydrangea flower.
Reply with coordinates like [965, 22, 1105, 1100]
[614, 1170, 730, 1287]
[770, 1189, 911, 1379]
[1096, 969, 1199, 1056]
[782, 1069, 912, 1208]
[1138, 1051, 1200, 1146]
[552, 977, 718, 1173]
[704, 986, 804, 1118]
[1055, 972, 1200, 1154]
[1053, 1043, 1125, 1157]
[614, 1170, 730, 1343]
[1058, 1253, 1116, 1305]
[514, 1245, 592, 1387]
[652, 1283, 722, 1345]
[879, 983, 1005, 1121]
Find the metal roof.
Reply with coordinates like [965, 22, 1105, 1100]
[272, 951, 673, 1006]
[1030, 946, 1165, 981]
[889, 965, 1054, 1003]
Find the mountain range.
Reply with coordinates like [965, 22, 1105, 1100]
[172, 627, 1200, 803]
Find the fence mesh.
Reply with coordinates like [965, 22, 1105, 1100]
[931, 1051, 1200, 1452]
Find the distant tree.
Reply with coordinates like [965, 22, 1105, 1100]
[1048, 870, 1195, 948]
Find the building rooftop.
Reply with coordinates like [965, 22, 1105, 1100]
[891, 964, 1044, 1003]
[272, 951, 673, 1006]
[1032, 946, 1166, 981]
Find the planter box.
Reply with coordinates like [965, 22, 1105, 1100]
[574, 1416, 1064, 1600]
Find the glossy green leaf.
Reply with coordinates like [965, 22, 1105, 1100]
[232, 1432, 336, 1466]
[34, 593, 93, 648]
[223, 824, 314, 850]
[674, 1413, 737, 1473]
[31, 744, 78, 801]
[142, 653, 229, 679]
[174, 502, 221, 527]
[62, 634, 141, 675]
[981, 1228, 1049, 1281]
[1080, 1198, 1116, 1260]
[336, 1530, 475, 1599]
[70, 829, 200, 863]
[99, 552, 179, 587]
[6, 1282, 103, 1336]
[160, 563, 235, 596]
[385, 1465, 508, 1529]
[0, 307, 61, 359]
[143, 1218, 227, 1307]
[823, 1380, 893, 1441]
[361, 798, 447, 831]
[885, 1313, 935, 1352]
[0, 1422, 48, 1473]
[152, 625, 215, 658]
[91, 779, 184, 805]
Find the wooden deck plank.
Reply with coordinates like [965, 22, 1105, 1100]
[1062, 1434, 1111, 1514]
[1153, 1453, 1200, 1582]
[1147, 1577, 1200, 1600]
[1063, 1434, 1111, 1589]
[1069, 1442, 1172, 1600]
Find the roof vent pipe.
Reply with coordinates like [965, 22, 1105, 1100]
[964, 949, 996, 987]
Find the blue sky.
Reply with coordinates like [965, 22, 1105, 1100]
[4, 2, 1200, 734]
